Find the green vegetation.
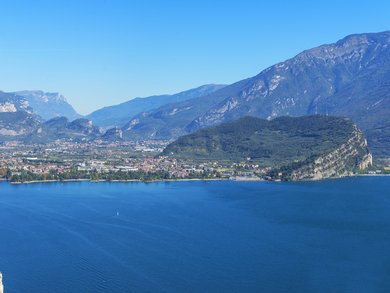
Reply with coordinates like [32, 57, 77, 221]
[8, 167, 220, 183]
[8, 169, 169, 183]
[163, 115, 359, 165]
[162, 115, 371, 180]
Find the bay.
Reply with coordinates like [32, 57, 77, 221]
[0, 177, 389, 292]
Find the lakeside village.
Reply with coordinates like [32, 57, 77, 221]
[0, 140, 263, 183]
[0, 140, 389, 184]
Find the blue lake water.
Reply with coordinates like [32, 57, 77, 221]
[0, 177, 389, 292]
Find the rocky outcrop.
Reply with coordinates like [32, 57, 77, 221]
[286, 125, 372, 180]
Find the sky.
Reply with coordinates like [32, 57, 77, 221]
[0, 0, 389, 115]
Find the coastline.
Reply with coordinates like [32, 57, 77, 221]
[6, 178, 230, 185]
[355, 173, 390, 177]
[2, 173, 389, 185]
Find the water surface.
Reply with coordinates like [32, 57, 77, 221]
[0, 177, 389, 292]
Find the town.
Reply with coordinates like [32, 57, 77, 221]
[0, 140, 265, 183]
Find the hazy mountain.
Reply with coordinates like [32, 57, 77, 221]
[162, 116, 372, 180]
[87, 84, 226, 128]
[101, 127, 123, 141]
[122, 81, 248, 139]
[0, 92, 41, 138]
[25, 117, 101, 143]
[13, 90, 81, 121]
[124, 31, 390, 156]
[0, 90, 99, 142]
[0, 91, 33, 113]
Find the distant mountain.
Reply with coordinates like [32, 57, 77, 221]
[25, 117, 101, 143]
[101, 127, 123, 141]
[0, 90, 99, 142]
[0, 92, 41, 138]
[121, 82, 247, 139]
[124, 31, 390, 156]
[13, 90, 81, 121]
[0, 91, 33, 113]
[87, 84, 225, 128]
[162, 116, 372, 180]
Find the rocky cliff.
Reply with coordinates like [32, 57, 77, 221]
[280, 125, 372, 180]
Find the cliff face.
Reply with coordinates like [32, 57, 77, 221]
[285, 126, 372, 180]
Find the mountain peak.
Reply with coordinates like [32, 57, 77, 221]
[293, 30, 390, 63]
[14, 90, 67, 103]
[12, 90, 80, 121]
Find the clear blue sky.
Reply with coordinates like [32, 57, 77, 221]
[0, 0, 389, 114]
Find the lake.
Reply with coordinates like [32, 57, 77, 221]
[0, 177, 389, 292]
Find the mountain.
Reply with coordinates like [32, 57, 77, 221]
[124, 31, 390, 156]
[101, 127, 123, 141]
[0, 91, 85, 141]
[0, 92, 41, 138]
[162, 116, 372, 180]
[0, 91, 99, 142]
[0, 91, 33, 113]
[13, 90, 81, 121]
[121, 81, 247, 139]
[87, 84, 225, 128]
[25, 117, 101, 143]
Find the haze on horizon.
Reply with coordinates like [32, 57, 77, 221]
[0, 0, 389, 115]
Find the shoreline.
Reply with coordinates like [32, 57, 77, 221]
[355, 173, 390, 177]
[7, 178, 230, 185]
[2, 173, 389, 185]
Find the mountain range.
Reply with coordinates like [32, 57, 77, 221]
[13, 90, 81, 121]
[86, 84, 225, 128]
[0, 91, 95, 142]
[121, 31, 390, 156]
[1, 30, 390, 156]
